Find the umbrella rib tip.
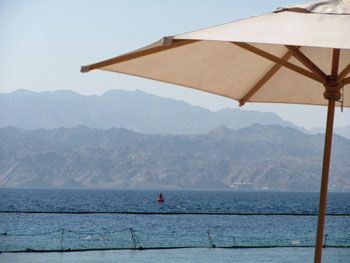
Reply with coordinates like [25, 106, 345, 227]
[161, 36, 173, 46]
[80, 66, 90, 73]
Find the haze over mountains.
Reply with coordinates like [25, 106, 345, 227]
[0, 89, 349, 191]
[1, 89, 349, 138]
[0, 89, 305, 134]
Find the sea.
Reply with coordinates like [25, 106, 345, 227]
[0, 189, 349, 263]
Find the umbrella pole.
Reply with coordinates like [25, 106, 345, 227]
[314, 98, 336, 263]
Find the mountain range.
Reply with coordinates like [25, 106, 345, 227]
[0, 89, 307, 134]
[1, 89, 349, 191]
[1, 125, 349, 192]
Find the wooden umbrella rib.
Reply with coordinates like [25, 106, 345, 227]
[84, 39, 199, 71]
[286, 45, 328, 83]
[337, 63, 350, 82]
[233, 42, 324, 83]
[239, 50, 294, 106]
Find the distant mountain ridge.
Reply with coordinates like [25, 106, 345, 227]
[310, 126, 350, 139]
[1, 125, 349, 191]
[0, 89, 306, 134]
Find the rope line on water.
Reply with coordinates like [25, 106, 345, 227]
[64, 228, 130, 235]
[1, 210, 349, 216]
[3, 230, 62, 237]
[2, 244, 350, 254]
[1, 228, 131, 237]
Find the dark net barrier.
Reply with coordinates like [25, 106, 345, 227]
[1, 211, 349, 253]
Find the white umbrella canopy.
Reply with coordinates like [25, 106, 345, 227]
[81, 1, 350, 262]
[81, 0, 350, 108]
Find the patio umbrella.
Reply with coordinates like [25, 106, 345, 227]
[81, 0, 350, 262]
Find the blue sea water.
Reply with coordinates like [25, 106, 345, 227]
[0, 189, 349, 262]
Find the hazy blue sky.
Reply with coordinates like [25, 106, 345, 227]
[1, 0, 349, 129]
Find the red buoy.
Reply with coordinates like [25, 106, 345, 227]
[157, 193, 164, 202]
